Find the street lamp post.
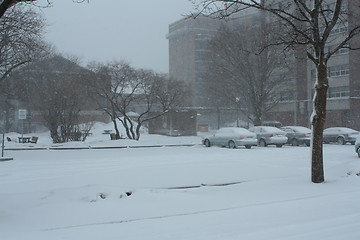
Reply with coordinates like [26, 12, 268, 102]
[0, 116, 13, 162]
[235, 97, 240, 127]
[1, 131, 4, 158]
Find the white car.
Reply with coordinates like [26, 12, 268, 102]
[203, 127, 258, 149]
[323, 127, 359, 145]
[355, 134, 360, 158]
[249, 126, 288, 147]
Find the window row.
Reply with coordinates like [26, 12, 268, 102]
[310, 86, 350, 99]
[328, 86, 350, 98]
[328, 64, 349, 77]
[311, 64, 349, 81]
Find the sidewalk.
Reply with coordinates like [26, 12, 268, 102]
[3, 133, 203, 151]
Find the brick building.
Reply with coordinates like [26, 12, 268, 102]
[168, 3, 360, 130]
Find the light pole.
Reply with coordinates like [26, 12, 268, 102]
[1, 118, 4, 157]
[235, 97, 240, 127]
[1, 131, 4, 158]
[0, 118, 13, 161]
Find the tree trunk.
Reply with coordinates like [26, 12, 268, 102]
[135, 122, 141, 141]
[253, 117, 262, 126]
[50, 127, 61, 143]
[311, 62, 328, 183]
[122, 117, 133, 139]
[111, 117, 121, 140]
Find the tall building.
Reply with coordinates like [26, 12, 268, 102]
[168, 2, 360, 130]
[167, 15, 222, 107]
[266, 0, 360, 130]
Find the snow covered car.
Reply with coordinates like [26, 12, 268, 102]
[323, 127, 359, 145]
[280, 126, 311, 146]
[248, 126, 288, 147]
[355, 134, 360, 158]
[203, 127, 257, 149]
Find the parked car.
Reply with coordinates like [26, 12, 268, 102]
[202, 127, 258, 149]
[262, 121, 283, 128]
[355, 134, 360, 158]
[248, 126, 288, 147]
[280, 126, 311, 146]
[323, 127, 359, 145]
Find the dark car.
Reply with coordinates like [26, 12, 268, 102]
[280, 126, 311, 146]
[323, 127, 359, 145]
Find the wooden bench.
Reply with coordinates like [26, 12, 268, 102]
[18, 137, 31, 143]
[18, 136, 38, 144]
[30, 136, 38, 144]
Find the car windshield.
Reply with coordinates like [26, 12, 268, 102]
[218, 128, 253, 135]
[263, 127, 284, 134]
[233, 128, 252, 135]
[286, 126, 311, 133]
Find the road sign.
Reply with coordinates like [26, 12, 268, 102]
[18, 109, 27, 120]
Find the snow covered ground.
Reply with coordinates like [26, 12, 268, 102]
[1, 125, 360, 240]
[2, 121, 202, 150]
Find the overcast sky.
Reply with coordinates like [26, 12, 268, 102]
[38, 0, 195, 73]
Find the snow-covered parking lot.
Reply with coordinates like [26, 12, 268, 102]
[1, 142, 360, 240]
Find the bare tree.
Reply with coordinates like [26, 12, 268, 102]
[88, 61, 188, 141]
[12, 55, 93, 143]
[0, 5, 45, 85]
[194, 0, 360, 183]
[0, 0, 89, 18]
[207, 24, 292, 126]
[0, 0, 36, 18]
[87, 61, 138, 140]
[132, 69, 188, 140]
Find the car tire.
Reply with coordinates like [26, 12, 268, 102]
[358, 148, 360, 158]
[276, 144, 283, 148]
[337, 137, 345, 145]
[259, 139, 267, 147]
[228, 140, 236, 149]
[245, 145, 252, 149]
[291, 139, 299, 146]
[204, 139, 211, 147]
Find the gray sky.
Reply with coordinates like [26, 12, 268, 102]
[38, 0, 194, 73]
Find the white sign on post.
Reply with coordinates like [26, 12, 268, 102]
[18, 109, 27, 120]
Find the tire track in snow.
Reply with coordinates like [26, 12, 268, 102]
[42, 187, 360, 232]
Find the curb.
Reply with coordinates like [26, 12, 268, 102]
[5, 144, 200, 151]
[0, 157, 14, 162]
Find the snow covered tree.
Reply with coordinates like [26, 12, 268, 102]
[194, 0, 360, 183]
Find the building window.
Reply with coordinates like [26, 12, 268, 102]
[328, 86, 349, 98]
[330, 25, 348, 35]
[328, 64, 349, 77]
[326, 44, 349, 56]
